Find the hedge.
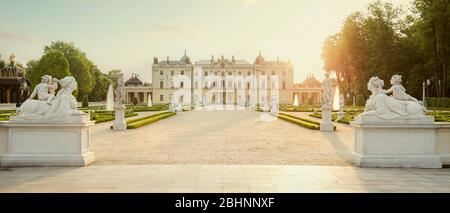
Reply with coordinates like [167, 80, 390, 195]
[277, 114, 320, 130]
[127, 112, 176, 129]
[278, 112, 321, 125]
[426, 97, 450, 108]
[94, 112, 138, 124]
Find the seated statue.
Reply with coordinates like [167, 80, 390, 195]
[359, 76, 426, 120]
[15, 76, 86, 120]
[384, 74, 419, 103]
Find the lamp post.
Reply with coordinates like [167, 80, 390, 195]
[423, 79, 430, 107]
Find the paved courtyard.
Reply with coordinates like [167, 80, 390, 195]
[90, 110, 354, 166]
[1, 165, 450, 193]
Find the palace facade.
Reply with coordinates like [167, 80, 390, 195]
[151, 51, 294, 107]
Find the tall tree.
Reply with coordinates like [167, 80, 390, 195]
[44, 41, 95, 100]
[28, 50, 70, 90]
[0, 54, 5, 70]
[413, 0, 449, 97]
[89, 67, 112, 102]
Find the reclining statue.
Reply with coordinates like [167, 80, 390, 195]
[16, 76, 85, 120]
[359, 76, 426, 120]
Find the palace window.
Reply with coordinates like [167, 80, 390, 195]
[171, 70, 174, 75]
[247, 71, 251, 76]
[262, 71, 266, 75]
[204, 72, 208, 76]
[160, 70, 164, 75]
[180, 82, 184, 88]
[282, 81, 286, 90]
[160, 95, 163, 101]
[272, 71, 276, 75]
[181, 70, 185, 75]
[160, 81, 164, 89]
[238, 71, 242, 76]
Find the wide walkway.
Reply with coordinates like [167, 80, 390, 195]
[1, 165, 449, 192]
[90, 110, 354, 166]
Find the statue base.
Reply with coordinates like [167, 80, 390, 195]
[320, 106, 334, 132]
[113, 105, 127, 131]
[1, 114, 95, 167]
[350, 116, 442, 168]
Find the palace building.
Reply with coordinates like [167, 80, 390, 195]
[151, 51, 294, 107]
[293, 74, 323, 105]
[0, 54, 30, 107]
[124, 73, 152, 104]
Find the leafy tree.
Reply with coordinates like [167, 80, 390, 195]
[89, 68, 112, 102]
[44, 41, 95, 100]
[28, 50, 70, 90]
[0, 54, 5, 70]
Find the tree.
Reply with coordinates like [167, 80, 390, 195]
[89, 67, 112, 102]
[28, 50, 70, 90]
[0, 54, 5, 70]
[44, 41, 95, 100]
[412, 0, 449, 97]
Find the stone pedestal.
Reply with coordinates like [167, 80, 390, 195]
[113, 105, 127, 131]
[1, 115, 95, 167]
[337, 111, 345, 120]
[350, 116, 442, 168]
[320, 106, 334, 132]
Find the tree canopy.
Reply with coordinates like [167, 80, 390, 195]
[322, 0, 450, 104]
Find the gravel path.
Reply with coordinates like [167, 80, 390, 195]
[90, 110, 354, 166]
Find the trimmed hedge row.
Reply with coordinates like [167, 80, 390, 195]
[94, 112, 138, 124]
[127, 112, 176, 129]
[277, 114, 320, 130]
[278, 112, 321, 125]
[426, 97, 450, 108]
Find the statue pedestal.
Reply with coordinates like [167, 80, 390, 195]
[320, 106, 334, 132]
[1, 114, 95, 167]
[113, 105, 127, 131]
[350, 116, 442, 168]
[337, 111, 345, 120]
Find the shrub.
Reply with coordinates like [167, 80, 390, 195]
[82, 95, 89, 108]
[132, 97, 138, 106]
[356, 94, 365, 106]
[426, 97, 450, 108]
[94, 112, 137, 124]
[278, 112, 321, 125]
[127, 112, 176, 129]
[278, 114, 320, 130]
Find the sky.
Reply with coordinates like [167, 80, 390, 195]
[0, 0, 411, 84]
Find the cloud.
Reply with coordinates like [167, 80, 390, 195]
[0, 31, 40, 43]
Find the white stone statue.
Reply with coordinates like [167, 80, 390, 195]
[113, 73, 127, 131]
[359, 76, 426, 120]
[384, 74, 419, 103]
[114, 74, 125, 108]
[16, 76, 85, 120]
[28, 75, 59, 105]
[322, 72, 332, 108]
